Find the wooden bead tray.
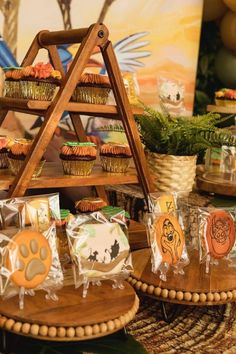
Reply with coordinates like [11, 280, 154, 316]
[128, 248, 236, 306]
[0, 282, 139, 341]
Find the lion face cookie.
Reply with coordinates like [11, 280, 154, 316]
[5, 229, 52, 289]
[206, 210, 235, 259]
[154, 214, 185, 265]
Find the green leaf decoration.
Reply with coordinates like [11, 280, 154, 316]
[135, 103, 236, 156]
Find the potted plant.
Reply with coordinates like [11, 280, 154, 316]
[135, 104, 236, 192]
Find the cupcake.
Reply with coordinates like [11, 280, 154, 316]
[100, 142, 132, 173]
[75, 197, 107, 213]
[3, 63, 62, 100]
[60, 141, 97, 176]
[0, 136, 13, 168]
[71, 73, 111, 104]
[8, 138, 45, 177]
[215, 88, 236, 108]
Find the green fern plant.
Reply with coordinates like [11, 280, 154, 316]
[135, 104, 236, 156]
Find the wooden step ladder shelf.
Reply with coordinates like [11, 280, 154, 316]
[0, 23, 154, 199]
[0, 23, 153, 342]
[0, 163, 139, 190]
[0, 97, 143, 118]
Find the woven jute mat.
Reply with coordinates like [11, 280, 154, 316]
[127, 296, 236, 354]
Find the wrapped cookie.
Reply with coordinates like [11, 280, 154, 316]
[146, 210, 189, 281]
[0, 193, 61, 232]
[66, 211, 132, 297]
[0, 193, 63, 309]
[198, 207, 236, 273]
[56, 209, 74, 270]
[148, 192, 178, 214]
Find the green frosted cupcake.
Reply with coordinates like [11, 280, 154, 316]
[60, 142, 97, 176]
[100, 143, 132, 173]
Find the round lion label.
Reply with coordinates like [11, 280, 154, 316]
[206, 210, 235, 259]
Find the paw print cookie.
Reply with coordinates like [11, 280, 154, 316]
[5, 229, 52, 289]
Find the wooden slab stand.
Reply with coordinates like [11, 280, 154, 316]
[128, 248, 236, 306]
[0, 282, 139, 341]
[196, 175, 236, 197]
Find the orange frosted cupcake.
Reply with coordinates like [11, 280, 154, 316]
[100, 143, 132, 173]
[3, 63, 62, 100]
[75, 197, 107, 213]
[71, 73, 111, 104]
[8, 138, 45, 177]
[60, 142, 97, 176]
[215, 88, 236, 107]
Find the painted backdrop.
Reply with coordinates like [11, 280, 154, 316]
[0, 0, 203, 141]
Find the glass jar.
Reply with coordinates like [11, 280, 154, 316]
[204, 146, 236, 182]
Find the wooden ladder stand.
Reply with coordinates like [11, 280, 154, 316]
[0, 23, 154, 201]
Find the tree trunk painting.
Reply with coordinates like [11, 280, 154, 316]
[0, 0, 20, 56]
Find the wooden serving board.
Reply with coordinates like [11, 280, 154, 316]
[196, 175, 236, 197]
[128, 248, 236, 306]
[0, 281, 139, 341]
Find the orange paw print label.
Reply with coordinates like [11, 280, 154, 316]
[5, 230, 52, 289]
[206, 210, 235, 259]
[154, 214, 184, 265]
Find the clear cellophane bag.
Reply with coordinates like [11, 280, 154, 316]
[0, 193, 63, 309]
[66, 210, 133, 297]
[146, 192, 189, 281]
[198, 206, 236, 274]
